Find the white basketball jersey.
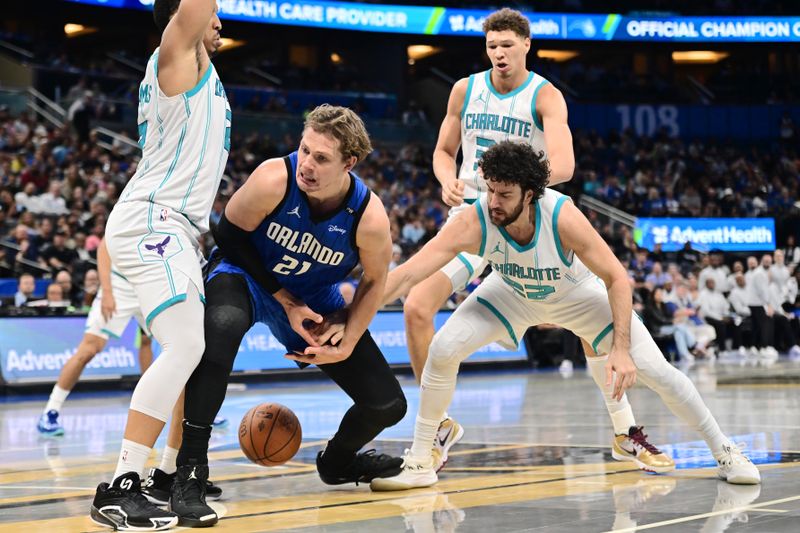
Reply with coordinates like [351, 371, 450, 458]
[460, 70, 549, 201]
[475, 188, 593, 302]
[119, 48, 231, 235]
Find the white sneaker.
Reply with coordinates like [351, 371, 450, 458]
[432, 417, 464, 472]
[714, 444, 761, 485]
[789, 345, 800, 359]
[370, 451, 438, 491]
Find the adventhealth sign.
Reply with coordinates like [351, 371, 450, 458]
[65, 1, 800, 42]
[635, 218, 776, 252]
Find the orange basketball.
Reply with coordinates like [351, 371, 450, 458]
[238, 403, 302, 466]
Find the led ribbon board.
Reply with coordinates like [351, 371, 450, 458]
[65, 1, 800, 41]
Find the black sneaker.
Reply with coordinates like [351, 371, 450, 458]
[316, 449, 404, 486]
[169, 462, 218, 527]
[143, 468, 223, 505]
[90, 472, 178, 531]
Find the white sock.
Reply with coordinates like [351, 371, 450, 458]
[410, 414, 441, 462]
[158, 446, 178, 474]
[113, 439, 152, 481]
[45, 385, 70, 414]
[586, 356, 636, 434]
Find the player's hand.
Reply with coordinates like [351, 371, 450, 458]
[307, 308, 348, 346]
[285, 341, 355, 366]
[101, 292, 116, 322]
[441, 177, 465, 207]
[606, 347, 637, 401]
[278, 291, 323, 347]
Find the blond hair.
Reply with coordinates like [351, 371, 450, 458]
[482, 8, 530, 38]
[304, 104, 373, 163]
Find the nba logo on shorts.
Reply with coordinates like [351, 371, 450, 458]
[159, 208, 169, 222]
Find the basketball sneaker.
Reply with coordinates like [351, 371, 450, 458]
[714, 443, 761, 484]
[142, 467, 222, 505]
[36, 409, 64, 437]
[612, 426, 675, 473]
[432, 417, 464, 472]
[169, 462, 219, 527]
[370, 451, 438, 491]
[316, 448, 404, 485]
[90, 472, 178, 531]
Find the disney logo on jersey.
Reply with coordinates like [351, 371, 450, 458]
[328, 224, 347, 235]
[266, 221, 344, 266]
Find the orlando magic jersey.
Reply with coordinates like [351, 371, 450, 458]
[119, 48, 231, 235]
[475, 189, 592, 303]
[460, 70, 549, 201]
[249, 152, 369, 303]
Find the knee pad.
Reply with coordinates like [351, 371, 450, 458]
[428, 320, 475, 367]
[203, 303, 250, 367]
[360, 396, 407, 428]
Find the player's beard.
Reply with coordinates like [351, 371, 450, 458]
[491, 198, 525, 227]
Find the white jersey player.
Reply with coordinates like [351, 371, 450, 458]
[371, 141, 760, 491]
[403, 8, 670, 475]
[92, 1, 229, 531]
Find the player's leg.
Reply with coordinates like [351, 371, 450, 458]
[315, 330, 407, 485]
[171, 273, 252, 527]
[582, 339, 674, 473]
[91, 285, 205, 531]
[137, 330, 153, 372]
[405, 254, 483, 464]
[371, 294, 513, 491]
[37, 333, 107, 436]
[404, 271, 454, 383]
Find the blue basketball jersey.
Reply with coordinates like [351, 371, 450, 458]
[250, 151, 369, 303]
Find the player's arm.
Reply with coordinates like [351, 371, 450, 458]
[215, 159, 323, 345]
[96, 238, 115, 321]
[536, 84, 574, 186]
[295, 195, 392, 364]
[383, 207, 482, 305]
[556, 200, 635, 400]
[433, 78, 468, 207]
[157, 0, 217, 97]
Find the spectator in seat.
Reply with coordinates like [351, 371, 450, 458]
[697, 278, 734, 353]
[42, 230, 78, 272]
[645, 261, 672, 289]
[698, 250, 730, 293]
[14, 273, 36, 306]
[644, 287, 703, 363]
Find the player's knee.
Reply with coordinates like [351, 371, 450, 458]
[428, 326, 472, 368]
[202, 303, 249, 367]
[362, 396, 407, 428]
[403, 290, 438, 326]
[79, 335, 106, 358]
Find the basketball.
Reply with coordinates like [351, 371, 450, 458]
[238, 403, 302, 466]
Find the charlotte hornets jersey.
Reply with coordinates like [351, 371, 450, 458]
[460, 70, 549, 201]
[250, 152, 370, 302]
[475, 189, 592, 303]
[119, 48, 231, 235]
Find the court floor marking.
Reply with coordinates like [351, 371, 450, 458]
[606, 493, 800, 532]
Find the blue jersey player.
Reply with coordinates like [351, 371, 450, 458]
[170, 105, 407, 526]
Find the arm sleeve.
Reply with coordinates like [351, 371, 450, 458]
[213, 211, 283, 295]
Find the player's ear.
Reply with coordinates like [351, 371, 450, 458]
[524, 189, 534, 204]
[523, 37, 531, 52]
[343, 155, 357, 172]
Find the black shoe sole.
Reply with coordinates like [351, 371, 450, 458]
[90, 505, 178, 531]
[318, 464, 404, 486]
[177, 515, 219, 528]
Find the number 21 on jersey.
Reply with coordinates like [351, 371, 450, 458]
[273, 255, 312, 276]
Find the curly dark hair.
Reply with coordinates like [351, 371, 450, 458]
[153, 0, 181, 33]
[482, 8, 530, 38]
[478, 141, 549, 203]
